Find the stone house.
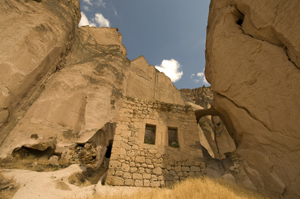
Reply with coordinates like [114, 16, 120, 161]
[105, 96, 205, 187]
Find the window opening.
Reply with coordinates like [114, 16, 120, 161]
[168, 127, 179, 148]
[144, 124, 156, 145]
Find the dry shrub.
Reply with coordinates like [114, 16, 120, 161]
[0, 172, 19, 199]
[68, 172, 91, 187]
[74, 177, 277, 199]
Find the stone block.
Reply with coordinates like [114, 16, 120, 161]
[181, 167, 190, 172]
[133, 173, 143, 180]
[135, 156, 145, 163]
[130, 162, 135, 167]
[142, 163, 148, 167]
[109, 161, 121, 169]
[125, 179, 134, 186]
[177, 172, 183, 177]
[148, 149, 157, 154]
[158, 175, 164, 181]
[162, 169, 169, 175]
[123, 172, 132, 179]
[115, 171, 124, 176]
[190, 166, 201, 172]
[138, 168, 145, 173]
[144, 180, 150, 187]
[148, 164, 154, 169]
[130, 167, 137, 173]
[150, 181, 161, 187]
[169, 170, 176, 176]
[145, 159, 152, 164]
[174, 166, 181, 172]
[135, 180, 143, 187]
[155, 154, 161, 158]
[151, 175, 158, 181]
[122, 163, 130, 172]
[143, 173, 151, 179]
[106, 176, 124, 186]
[127, 150, 136, 157]
[153, 167, 162, 175]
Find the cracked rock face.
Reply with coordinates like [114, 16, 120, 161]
[206, 0, 300, 198]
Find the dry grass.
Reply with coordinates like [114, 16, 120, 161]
[75, 177, 278, 199]
[0, 172, 19, 199]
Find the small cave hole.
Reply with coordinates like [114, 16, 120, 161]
[237, 19, 244, 26]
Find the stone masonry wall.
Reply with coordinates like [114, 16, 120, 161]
[105, 97, 205, 187]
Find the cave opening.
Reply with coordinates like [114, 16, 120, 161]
[12, 146, 56, 159]
[105, 139, 113, 158]
[237, 19, 244, 26]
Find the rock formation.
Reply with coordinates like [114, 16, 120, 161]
[181, 87, 235, 160]
[206, 0, 300, 198]
[0, 0, 186, 174]
[1, 0, 299, 198]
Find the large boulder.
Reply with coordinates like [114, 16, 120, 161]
[206, 0, 300, 198]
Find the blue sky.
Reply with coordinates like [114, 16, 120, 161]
[78, 0, 210, 89]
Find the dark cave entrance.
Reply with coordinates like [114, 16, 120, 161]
[105, 139, 113, 158]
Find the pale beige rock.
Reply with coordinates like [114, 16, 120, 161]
[0, 0, 80, 140]
[126, 56, 185, 105]
[181, 88, 236, 160]
[0, 26, 131, 159]
[206, 0, 300, 198]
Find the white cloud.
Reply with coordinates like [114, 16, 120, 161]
[83, 0, 93, 5]
[96, 0, 106, 7]
[95, 13, 110, 27]
[112, 5, 118, 16]
[79, 12, 96, 27]
[155, 59, 183, 82]
[191, 69, 210, 85]
[83, 6, 90, 12]
[197, 72, 204, 77]
[79, 12, 110, 28]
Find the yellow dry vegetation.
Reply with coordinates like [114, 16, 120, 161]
[75, 177, 278, 199]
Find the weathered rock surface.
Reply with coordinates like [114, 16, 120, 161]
[0, 0, 81, 142]
[180, 87, 213, 109]
[206, 0, 300, 198]
[0, 26, 130, 162]
[0, 0, 186, 171]
[127, 56, 185, 105]
[181, 87, 236, 160]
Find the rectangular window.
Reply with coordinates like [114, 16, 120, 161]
[168, 127, 179, 148]
[144, 124, 156, 145]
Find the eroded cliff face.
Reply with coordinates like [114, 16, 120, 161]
[0, 0, 186, 171]
[206, 0, 300, 198]
[0, 0, 81, 138]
